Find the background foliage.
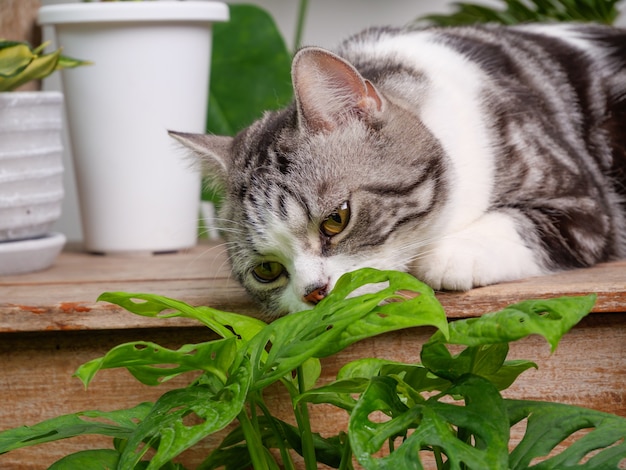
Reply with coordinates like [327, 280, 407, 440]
[418, 0, 623, 26]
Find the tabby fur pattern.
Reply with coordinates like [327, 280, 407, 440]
[172, 23, 626, 317]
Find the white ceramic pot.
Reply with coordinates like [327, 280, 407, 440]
[0, 91, 64, 241]
[38, 2, 229, 254]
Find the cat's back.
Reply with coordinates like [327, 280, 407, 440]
[337, 23, 626, 75]
[336, 23, 626, 266]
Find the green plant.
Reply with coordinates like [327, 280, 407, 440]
[0, 40, 88, 92]
[1, 268, 624, 469]
[206, 4, 293, 139]
[206, 1, 311, 138]
[418, 0, 623, 26]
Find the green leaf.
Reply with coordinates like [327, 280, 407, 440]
[295, 378, 369, 412]
[203, 416, 346, 470]
[421, 342, 537, 387]
[507, 399, 626, 469]
[484, 358, 538, 391]
[199, 443, 252, 470]
[298, 359, 449, 412]
[281, 357, 322, 394]
[246, 268, 449, 391]
[0, 42, 33, 78]
[118, 359, 252, 469]
[349, 375, 510, 469]
[430, 295, 596, 352]
[206, 4, 293, 136]
[98, 292, 267, 342]
[48, 449, 121, 469]
[275, 419, 346, 469]
[0, 39, 89, 91]
[74, 337, 237, 388]
[0, 403, 151, 453]
[0, 47, 59, 91]
[56, 54, 92, 70]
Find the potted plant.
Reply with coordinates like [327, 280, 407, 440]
[0, 40, 86, 275]
[0, 270, 625, 468]
[37, 1, 229, 254]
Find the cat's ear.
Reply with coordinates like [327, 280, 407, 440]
[292, 47, 384, 133]
[168, 130, 232, 182]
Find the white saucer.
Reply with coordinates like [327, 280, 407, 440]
[0, 232, 66, 276]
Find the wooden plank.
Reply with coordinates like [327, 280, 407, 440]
[1, 242, 625, 332]
[0, 313, 624, 469]
[437, 258, 626, 316]
[0, 243, 259, 332]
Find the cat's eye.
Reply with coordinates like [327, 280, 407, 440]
[321, 201, 350, 237]
[252, 261, 285, 283]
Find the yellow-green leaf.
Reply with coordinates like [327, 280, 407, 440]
[0, 43, 34, 78]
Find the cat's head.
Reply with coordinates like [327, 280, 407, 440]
[171, 47, 447, 317]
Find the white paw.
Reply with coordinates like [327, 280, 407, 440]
[411, 214, 545, 291]
[414, 238, 495, 291]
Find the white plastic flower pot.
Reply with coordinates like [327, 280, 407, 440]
[38, 2, 229, 254]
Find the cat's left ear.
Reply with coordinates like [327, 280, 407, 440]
[292, 47, 384, 133]
[168, 130, 233, 184]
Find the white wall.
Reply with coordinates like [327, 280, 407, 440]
[46, 0, 463, 241]
[224, 0, 455, 49]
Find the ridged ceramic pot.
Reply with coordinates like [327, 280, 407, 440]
[0, 91, 64, 241]
[38, 2, 229, 254]
[0, 91, 67, 275]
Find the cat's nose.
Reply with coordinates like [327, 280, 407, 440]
[303, 283, 328, 305]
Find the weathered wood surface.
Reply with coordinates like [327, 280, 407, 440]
[1, 241, 625, 332]
[0, 241, 625, 468]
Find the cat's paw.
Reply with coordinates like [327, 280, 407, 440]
[414, 239, 489, 291]
[412, 215, 545, 291]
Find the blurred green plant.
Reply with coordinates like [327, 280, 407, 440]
[418, 0, 623, 26]
[206, 4, 293, 138]
[0, 40, 89, 92]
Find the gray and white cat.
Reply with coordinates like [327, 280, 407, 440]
[171, 23, 626, 317]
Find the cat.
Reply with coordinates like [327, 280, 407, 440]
[171, 23, 626, 318]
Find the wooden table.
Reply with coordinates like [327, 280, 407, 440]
[1, 242, 625, 468]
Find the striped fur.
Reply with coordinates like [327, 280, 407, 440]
[172, 23, 626, 317]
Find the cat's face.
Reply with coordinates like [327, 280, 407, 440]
[171, 47, 447, 317]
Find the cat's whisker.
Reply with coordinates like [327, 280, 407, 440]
[184, 241, 230, 275]
[210, 228, 245, 236]
[208, 217, 248, 228]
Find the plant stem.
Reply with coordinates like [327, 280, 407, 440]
[293, 0, 309, 50]
[434, 446, 445, 469]
[256, 399, 297, 470]
[239, 408, 270, 470]
[295, 365, 317, 470]
[338, 432, 353, 470]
